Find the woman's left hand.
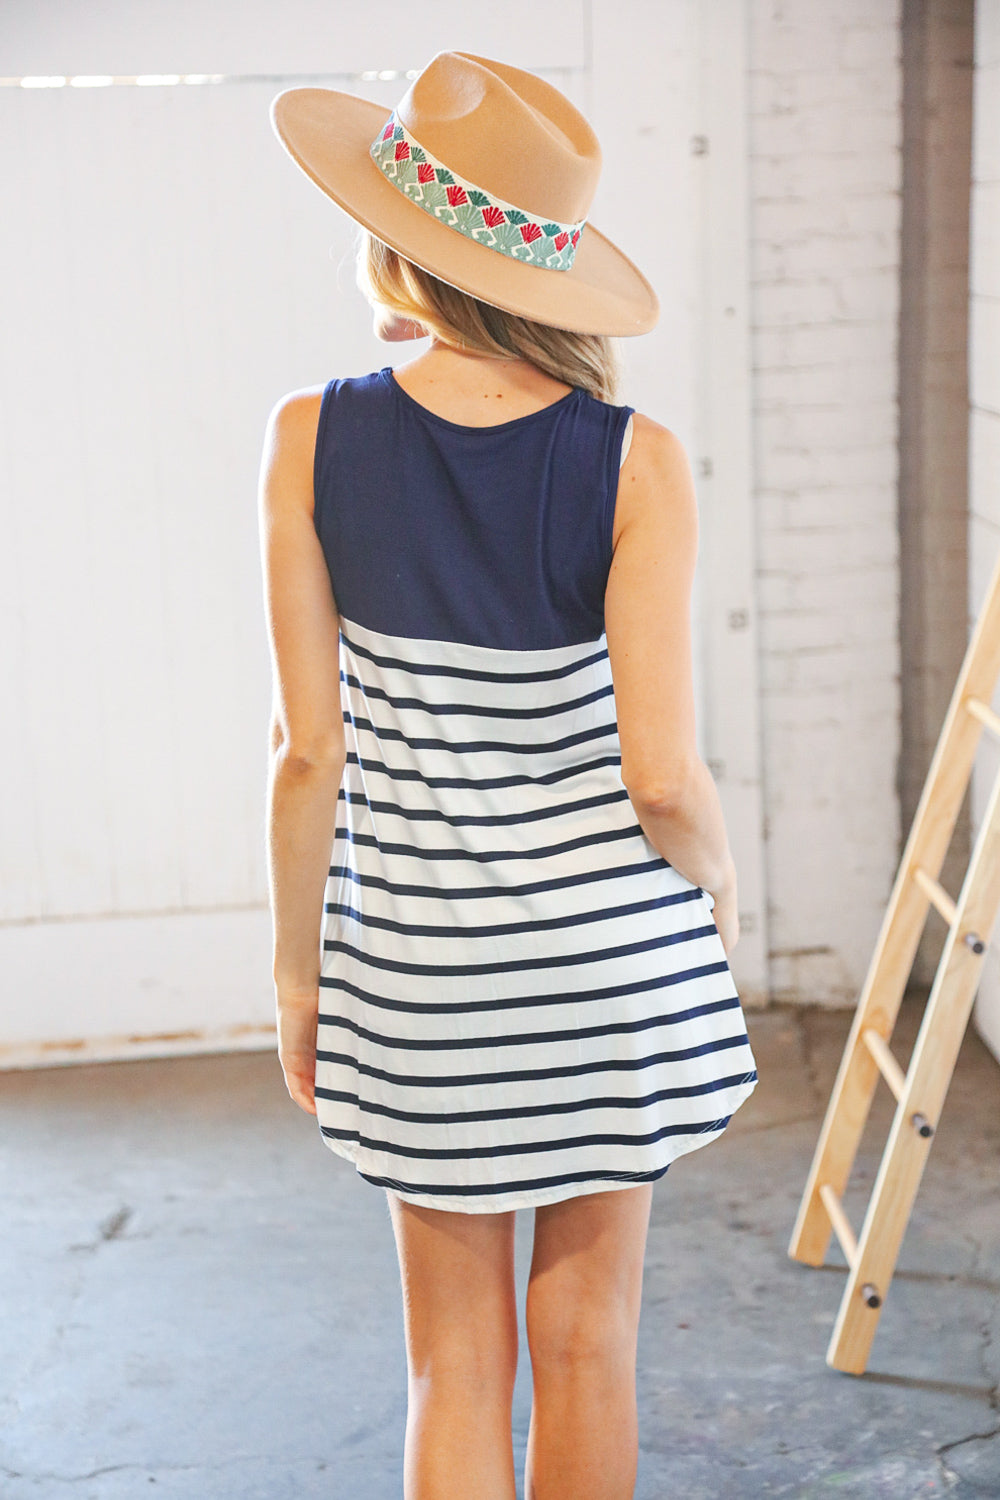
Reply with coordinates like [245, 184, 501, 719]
[275, 989, 319, 1115]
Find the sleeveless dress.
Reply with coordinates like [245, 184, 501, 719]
[311, 365, 758, 1213]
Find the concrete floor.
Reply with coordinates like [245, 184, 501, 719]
[2, 996, 1000, 1500]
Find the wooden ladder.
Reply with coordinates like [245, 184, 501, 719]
[788, 544, 1000, 1375]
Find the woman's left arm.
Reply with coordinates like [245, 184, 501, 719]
[257, 388, 346, 1115]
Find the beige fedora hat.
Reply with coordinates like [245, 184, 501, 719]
[269, 51, 660, 337]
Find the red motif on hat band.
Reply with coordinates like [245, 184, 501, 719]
[369, 111, 586, 272]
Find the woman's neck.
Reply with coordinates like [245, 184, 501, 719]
[389, 341, 575, 426]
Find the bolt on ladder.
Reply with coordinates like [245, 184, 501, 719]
[788, 543, 1000, 1375]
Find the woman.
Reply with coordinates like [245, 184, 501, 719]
[259, 52, 758, 1500]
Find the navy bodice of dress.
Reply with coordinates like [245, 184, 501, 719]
[311, 365, 635, 650]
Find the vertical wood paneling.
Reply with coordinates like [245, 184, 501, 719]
[4, 88, 120, 919]
[0, 121, 46, 921]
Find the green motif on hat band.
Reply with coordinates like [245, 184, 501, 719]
[369, 111, 586, 272]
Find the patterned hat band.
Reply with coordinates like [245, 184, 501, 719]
[369, 111, 587, 272]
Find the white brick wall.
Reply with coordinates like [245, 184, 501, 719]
[748, 0, 903, 1005]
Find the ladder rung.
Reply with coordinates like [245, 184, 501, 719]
[860, 1026, 907, 1101]
[911, 865, 988, 953]
[964, 694, 1000, 738]
[911, 864, 958, 926]
[818, 1182, 858, 1268]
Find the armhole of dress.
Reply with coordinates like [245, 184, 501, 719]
[312, 379, 336, 535]
[602, 407, 635, 571]
[619, 413, 633, 470]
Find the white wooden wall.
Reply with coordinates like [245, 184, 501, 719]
[0, 0, 765, 1067]
[968, 0, 1000, 1063]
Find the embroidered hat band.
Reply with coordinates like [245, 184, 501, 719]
[269, 52, 660, 335]
[370, 111, 586, 272]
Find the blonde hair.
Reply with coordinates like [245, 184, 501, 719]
[354, 228, 622, 404]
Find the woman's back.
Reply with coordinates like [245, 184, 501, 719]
[307, 355, 758, 1212]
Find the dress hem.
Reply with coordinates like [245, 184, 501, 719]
[315, 1074, 757, 1214]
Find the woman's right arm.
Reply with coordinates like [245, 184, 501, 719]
[604, 412, 739, 951]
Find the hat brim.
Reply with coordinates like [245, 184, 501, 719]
[270, 87, 660, 337]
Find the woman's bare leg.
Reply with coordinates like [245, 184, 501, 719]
[524, 1183, 654, 1500]
[386, 1192, 519, 1500]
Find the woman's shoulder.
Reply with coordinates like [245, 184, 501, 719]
[579, 394, 687, 466]
[624, 410, 689, 464]
[612, 410, 697, 546]
[265, 382, 325, 441]
[268, 368, 389, 425]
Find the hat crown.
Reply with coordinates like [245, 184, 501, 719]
[394, 51, 601, 228]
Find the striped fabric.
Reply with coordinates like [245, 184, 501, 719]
[315, 614, 759, 1212]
